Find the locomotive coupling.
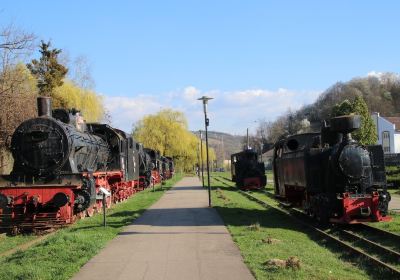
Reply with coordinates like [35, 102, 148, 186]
[360, 207, 371, 217]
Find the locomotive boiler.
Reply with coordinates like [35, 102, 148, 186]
[10, 98, 109, 179]
[272, 115, 391, 223]
[231, 149, 267, 190]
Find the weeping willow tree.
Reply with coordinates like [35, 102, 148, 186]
[133, 109, 216, 172]
[52, 80, 104, 122]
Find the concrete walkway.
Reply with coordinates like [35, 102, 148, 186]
[72, 177, 254, 280]
[390, 194, 400, 212]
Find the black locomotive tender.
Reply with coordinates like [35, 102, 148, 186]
[231, 149, 267, 190]
[273, 115, 391, 223]
[0, 97, 173, 231]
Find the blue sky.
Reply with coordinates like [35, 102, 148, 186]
[1, 1, 399, 134]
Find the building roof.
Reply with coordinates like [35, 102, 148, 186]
[262, 149, 274, 158]
[383, 116, 400, 132]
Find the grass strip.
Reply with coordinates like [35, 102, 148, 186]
[0, 234, 38, 256]
[0, 174, 182, 280]
[211, 174, 374, 280]
[368, 211, 400, 234]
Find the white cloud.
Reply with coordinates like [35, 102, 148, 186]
[183, 86, 200, 101]
[367, 71, 384, 79]
[102, 87, 322, 135]
[103, 95, 163, 131]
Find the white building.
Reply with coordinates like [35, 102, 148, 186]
[371, 113, 400, 153]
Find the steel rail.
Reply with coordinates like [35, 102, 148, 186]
[337, 228, 400, 261]
[212, 175, 400, 277]
[356, 223, 400, 243]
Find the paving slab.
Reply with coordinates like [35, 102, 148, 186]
[72, 177, 254, 280]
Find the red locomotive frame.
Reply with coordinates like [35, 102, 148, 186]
[0, 170, 145, 232]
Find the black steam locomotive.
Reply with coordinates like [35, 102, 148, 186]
[0, 97, 169, 231]
[273, 115, 391, 223]
[231, 149, 266, 190]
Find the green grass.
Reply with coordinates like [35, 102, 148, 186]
[0, 174, 182, 280]
[211, 175, 389, 280]
[0, 234, 38, 255]
[368, 211, 400, 234]
[386, 166, 400, 189]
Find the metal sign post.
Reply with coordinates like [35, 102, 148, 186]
[99, 187, 111, 227]
[103, 193, 106, 227]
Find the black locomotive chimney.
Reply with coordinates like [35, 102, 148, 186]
[330, 115, 361, 143]
[37, 96, 52, 117]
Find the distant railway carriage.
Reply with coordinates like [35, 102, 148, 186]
[144, 148, 162, 184]
[166, 156, 174, 179]
[273, 115, 391, 224]
[231, 149, 266, 190]
[137, 143, 153, 188]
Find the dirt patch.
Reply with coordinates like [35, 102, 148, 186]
[247, 222, 260, 231]
[264, 256, 301, 270]
[262, 237, 281, 244]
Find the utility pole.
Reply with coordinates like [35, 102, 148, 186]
[199, 130, 205, 188]
[198, 96, 213, 207]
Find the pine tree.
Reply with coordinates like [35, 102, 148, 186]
[27, 41, 68, 96]
[331, 96, 377, 145]
[331, 99, 353, 117]
[352, 95, 377, 145]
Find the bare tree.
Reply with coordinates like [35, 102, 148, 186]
[0, 23, 36, 94]
[0, 23, 37, 173]
[70, 55, 95, 89]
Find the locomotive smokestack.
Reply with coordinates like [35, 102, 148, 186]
[37, 96, 52, 117]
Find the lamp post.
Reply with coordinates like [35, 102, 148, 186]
[198, 96, 213, 207]
[199, 130, 205, 188]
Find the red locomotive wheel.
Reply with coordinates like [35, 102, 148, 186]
[106, 196, 112, 208]
[94, 200, 102, 213]
[77, 211, 86, 219]
[86, 207, 95, 217]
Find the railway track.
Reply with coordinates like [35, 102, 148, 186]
[212, 175, 400, 277]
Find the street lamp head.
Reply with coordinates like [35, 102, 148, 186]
[198, 96, 213, 114]
[197, 96, 213, 104]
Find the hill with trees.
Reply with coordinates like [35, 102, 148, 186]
[192, 131, 244, 168]
[258, 73, 400, 145]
